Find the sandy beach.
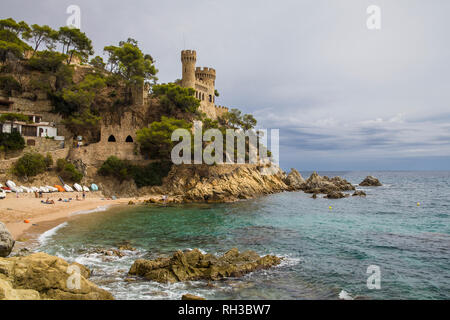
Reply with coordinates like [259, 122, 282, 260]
[0, 192, 145, 244]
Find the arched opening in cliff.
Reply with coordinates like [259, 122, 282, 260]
[125, 135, 133, 143]
[108, 135, 116, 142]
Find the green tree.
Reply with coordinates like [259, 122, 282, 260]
[0, 131, 25, 152]
[241, 114, 257, 130]
[152, 83, 200, 116]
[89, 55, 106, 70]
[58, 26, 94, 64]
[98, 156, 131, 182]
[27, 50, 67, 72]
[104, 38, 158, 85]
[136, 116, 192, 159]
[0, 75, 22, 95]
[56, 158, 83, 182]
[13, 152, 47, 178]
[62, 108, 101, 138]
[23, 24, 58, 54]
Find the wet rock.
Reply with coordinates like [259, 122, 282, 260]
[0, 222, 15, 258]
[129, 248, 282, 283]
[325, 191, 347, 199]
[359, 176, 382, 187]
[352, 190, 367, 197]
[0, 252, 114, 300]
[182, 294, 205, 300]
[116, 241, 136, 251]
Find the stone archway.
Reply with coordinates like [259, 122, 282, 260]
[125, 135, 133, 143]
[108, 135, 116, 142]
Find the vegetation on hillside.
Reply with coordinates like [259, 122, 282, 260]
[136, 116, 192, 160]
[56, 158, 83, 182]
[98, 156, 171, 187]
[0, 131, 25, 152]
[12, 152, 52, 178]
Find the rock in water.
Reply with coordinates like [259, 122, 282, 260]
[0, 222, 15, 258]
[284, 168, 305, 190]
[129, 248, 282, 283]
[0, 252, 114, 300]
[302, 172, 355, 194]
[182, 294, 206, 300]
[325, 191, 347, 199]
[359, 176, 382, 187]
[352, 190, 367, 197]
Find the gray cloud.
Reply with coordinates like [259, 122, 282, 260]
[1, 0, 450, 169]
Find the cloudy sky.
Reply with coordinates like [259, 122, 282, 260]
[2, 0, 450, 170]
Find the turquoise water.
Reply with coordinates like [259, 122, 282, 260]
[37, 171, 450, 300]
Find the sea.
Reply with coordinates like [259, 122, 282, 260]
[36, 171, 450, 300]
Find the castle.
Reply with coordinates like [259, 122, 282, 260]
[180, 50, 228, 119]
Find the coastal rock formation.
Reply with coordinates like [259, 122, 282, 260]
[157, 164, 289, 202]
[182, 294, 206, 300]
[302, 172, 355, 194]
[284, 168, 305, 190]
[0, 222, 15, 258]
[0, 252, 114, 300]
[359, 176, 382, 187]
[325, 191, 347, 199]
[128, 248, 282, 283]
[353, 190, 367, 197]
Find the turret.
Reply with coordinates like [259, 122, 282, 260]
[195, 67, 216, 86]
[181, 50, 196, 88]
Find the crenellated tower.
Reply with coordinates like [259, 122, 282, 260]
[181, 50, 197, 88]
[180, 50, 227, 120]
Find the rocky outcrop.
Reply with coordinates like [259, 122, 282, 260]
[0, 222, 14, 258]
[156, 164, 289, 202]
[302, 172, 355, 194]
[353, 190, 367, 197]
[182, 294, 205, 300]
[0, 252, 114, 300]
[284, 168, 305, 190]
[359, 176, 382, 187]
[325, 191, 347, 199]
[129, 248, 282, 283]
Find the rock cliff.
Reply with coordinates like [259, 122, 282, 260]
[0, 252, 114, 300]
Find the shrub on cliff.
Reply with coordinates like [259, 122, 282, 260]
[0, 75, 22, 95]
[13, 152, 47, 178]
[130, 161, 172, 188]
[0, 131, 25, 152]
[56, 158, 83, 182]
[98, 156, 172, 187]
[26, 50, 67, 73]
[98, 156, 131, 182]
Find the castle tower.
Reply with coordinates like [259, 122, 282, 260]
[181, 50, 196, 88]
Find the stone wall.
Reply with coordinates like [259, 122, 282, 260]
[69, 141, 145, 167]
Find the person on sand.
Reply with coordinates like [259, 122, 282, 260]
[34, 191, 38, 198]
[82, 191, 86, 200]
[76, 195, 81, 201]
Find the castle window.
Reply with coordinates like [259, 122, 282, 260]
[209, 95, 212, 102]
[202, 93, 205, 100]
[125, 135, 133, 143]
[108, 135, 116, 142]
